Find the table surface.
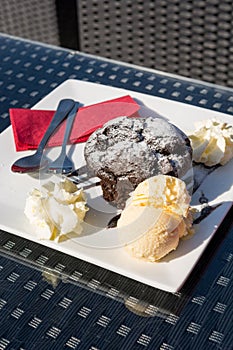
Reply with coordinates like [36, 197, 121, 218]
[0, 33, 233, 350]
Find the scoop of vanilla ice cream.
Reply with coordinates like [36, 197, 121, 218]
[129, 174, 190, 217]
[189, 119, 233, 166]
[24, 179, 88, 241]
[117, 175, 193, 261]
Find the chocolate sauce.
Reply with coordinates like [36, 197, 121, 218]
[193, 192, 221, 224]
[107, 214, 121, 228]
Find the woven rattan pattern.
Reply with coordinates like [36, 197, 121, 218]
[78, 0, 233, 88]
[0, 0, 60, 46]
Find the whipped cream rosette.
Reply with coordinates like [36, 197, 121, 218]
[189, 119, 233, 166]
[24, 178, 88, 242]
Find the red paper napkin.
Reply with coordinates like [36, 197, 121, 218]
[10, 95, 140, 151]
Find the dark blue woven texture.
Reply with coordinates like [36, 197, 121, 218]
[1, 35, 233, 133]
[0, 34, 233, 350]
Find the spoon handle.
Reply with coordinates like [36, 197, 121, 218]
[38, 99, 75, 152]
[60, 102, 80, 155]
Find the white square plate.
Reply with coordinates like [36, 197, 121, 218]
[0, 79, 232, 293]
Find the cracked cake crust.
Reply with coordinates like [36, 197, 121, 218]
[84, 116, 192, 208]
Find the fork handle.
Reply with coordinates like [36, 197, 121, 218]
[37, 99, 75, 152]
[60, 102, 80, 154]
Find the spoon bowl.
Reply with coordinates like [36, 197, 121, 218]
[11, 151, 48, 173]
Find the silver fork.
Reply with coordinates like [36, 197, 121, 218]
[47, 101, 80, 174]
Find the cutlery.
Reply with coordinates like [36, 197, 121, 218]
[11, 99, 75, 173]
[47, 101, 80, 174]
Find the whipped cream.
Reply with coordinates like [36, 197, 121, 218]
[117, 175, 193, 261]
[189, 119, 233, 166]
[24, 178, 88, 242]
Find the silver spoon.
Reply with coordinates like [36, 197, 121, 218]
[47, 101, 80, 174]
[11, 99, 75, 173]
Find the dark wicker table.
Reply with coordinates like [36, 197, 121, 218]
[0, 33, 232, 350]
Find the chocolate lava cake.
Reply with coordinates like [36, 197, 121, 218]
[84, 116, 192, 208]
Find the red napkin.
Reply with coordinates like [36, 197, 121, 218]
[10, 95, 140, 151]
